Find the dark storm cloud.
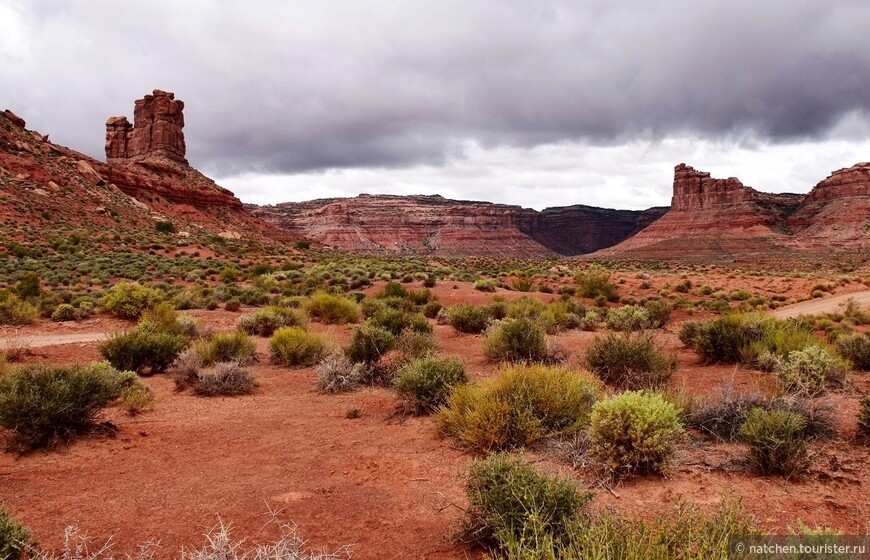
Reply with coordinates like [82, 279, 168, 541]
[2, 0, 869, 174]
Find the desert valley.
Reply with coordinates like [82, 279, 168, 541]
[2, 4, 870, 559]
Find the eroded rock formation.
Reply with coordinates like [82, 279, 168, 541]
[250, 195, 665, 257]
[600, 162, 869, 259]
[100, 90, 245, 210]
[0, 107, 287, 243]
[106, 90, 187, 164]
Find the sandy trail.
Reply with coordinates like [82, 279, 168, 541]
[2, 332, 109, 347]
[770, 290, 870, 319]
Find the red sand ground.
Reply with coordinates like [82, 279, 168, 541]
[2, 280, 869, 558]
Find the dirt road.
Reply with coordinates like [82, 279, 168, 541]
[770, 290, 870, 319]
[1, 332, 109, 348]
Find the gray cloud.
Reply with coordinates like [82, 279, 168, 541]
[2, 0, 869, 183]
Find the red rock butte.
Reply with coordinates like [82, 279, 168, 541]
[106, 89, 188, 164]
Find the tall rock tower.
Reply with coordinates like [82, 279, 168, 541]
[105, 89, 188, 164]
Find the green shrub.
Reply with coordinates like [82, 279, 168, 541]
[0, 362, 134, 450]
[835, 332, 870, 370]
[0, 508, 34, 560]
[304, 292, 360, 324]
[687, 314, 819, 366]
[239, 306, 308, 336]
[369, 308, 432, 335]
[99, 325, 189, 374]
[678, 320, 703, 346]
[224, 298, 241, 312]
[345, 324, 395, 365]
[192, 362, 257, 397]
[585, 332, 675, 390]
[15, 272, 41, 299]
[394, 330, 440, 363]
[605, 305, 650, 332]
[118, 382, 155, 415]
[462, 453, 591, 548]
[447, 304, 491, 334]
[474, 278, 497, 292]
[739, 408, 809, 477]
[51, 303, 77, 322]
[394, 356, 467, 414]
[589, 391, 683, 476]
[376, 282, 408, 299]
[194, 332, 256, 365]
[643, 299, 672, 328]
[690, 391, 835, 442]
[777, 346, 848, 396]
[100, 282, 164, 319]
[0, 292, 38, 326]
[154, 220, 175, 233]
[437, 364, 599, 451]
[482, 317, 550, 363]
[575, 265, 619, 301]
[269, 327, 327, 367]
[422, 301, 443, 318]
[510, 277, 534, 292]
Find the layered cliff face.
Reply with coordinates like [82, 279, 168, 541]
[600, 163, 869, 259]
[0, 97, 285, 244]
[250, 195, 664, 257]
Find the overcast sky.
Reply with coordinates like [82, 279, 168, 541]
[2, 0, 869, 210]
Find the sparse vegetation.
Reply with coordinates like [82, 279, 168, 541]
[0, 507, 34, 560]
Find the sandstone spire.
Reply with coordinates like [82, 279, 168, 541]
[105, 89, 187, 164]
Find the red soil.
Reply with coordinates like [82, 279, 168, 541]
[2, 281, 869, 558]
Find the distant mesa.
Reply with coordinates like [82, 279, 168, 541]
[249, 194, 667, 257]
[106, 89, 188, 164]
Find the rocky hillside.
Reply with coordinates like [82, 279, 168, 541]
[250, 195, 666, 257]
[599, 163, 870, 259]
[0, 92, 292, 248]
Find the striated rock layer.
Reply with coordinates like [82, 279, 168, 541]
[250, 194, 666, 257]
[600, 163, 870, 259]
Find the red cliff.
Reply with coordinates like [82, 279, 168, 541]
[250, 195, 665, 257]
[601, 162, 869, 259]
